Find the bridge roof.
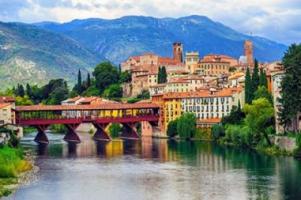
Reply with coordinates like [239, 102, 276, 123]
[15, 103, 160, 112]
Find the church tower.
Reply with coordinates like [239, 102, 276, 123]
[244, 40, 254, 67]
[173, 42, 183, 63]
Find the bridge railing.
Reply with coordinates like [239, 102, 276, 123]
[16, 114, 160, 125]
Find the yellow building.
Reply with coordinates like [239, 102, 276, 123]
[198, 61, 231, 76]
[163, 98, 182, 130]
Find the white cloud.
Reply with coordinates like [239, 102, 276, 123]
[0, 0, 300, 44]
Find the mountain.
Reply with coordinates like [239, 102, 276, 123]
[35, 15, 287, 64]
[0, 15, 288, 88]
[0, 22, 100, 88]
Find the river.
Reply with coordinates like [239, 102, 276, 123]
[4, 132, 301, 200]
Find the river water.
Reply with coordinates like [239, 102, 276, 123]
[4, 132, 301, 200]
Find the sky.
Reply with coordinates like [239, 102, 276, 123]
[0, 0, 300, 45]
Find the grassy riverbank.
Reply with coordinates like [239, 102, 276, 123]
[0, 146, 32, 197]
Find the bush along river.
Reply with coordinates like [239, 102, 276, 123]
[3, 131, 301, 200]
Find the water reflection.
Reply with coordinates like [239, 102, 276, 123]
[7, 133, 301, 200]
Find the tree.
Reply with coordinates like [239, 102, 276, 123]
[161, 66, 167, 83]
[254, 86, 273, 105]
[243, 98, 274, 146]
[86, 72, 91, 88]
[81, 86, 100, 97]
[25, 84, 33, 98]
[15, 95, 33, 106]
[103, 84, 123, 99]
[109, 123, 122, 138]
[93, 62, 119, 93]
[158, 66, 167, 84]
[221, 102, 245, 125]
[120, 71, 132, 83]
[177, 113, 197, 139]
[259, 68, 268, 88]
[167, 120, 178, 137]
[251, 59, 260, 96]
[47, 85, 69, 105]
[16, 84, 25, 97]
[73, 69, 83, 94]
[137, 90, 150, 99]
[212, 124, 225, 139]
[245, 68, 253, 104]
[279, 44, 301, 131]
[41, 79, 69, 105]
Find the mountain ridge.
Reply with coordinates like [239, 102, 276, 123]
[0, 15, 288, 88]
[34, 15, 287, 64]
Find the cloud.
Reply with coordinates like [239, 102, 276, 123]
[0, 0, 300, 44]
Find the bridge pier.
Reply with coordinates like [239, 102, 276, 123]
[34, 125, 49, 144]
[93, 123, 111, 141]
[64, 124, 81, 143]
[120, 123, 139, 140]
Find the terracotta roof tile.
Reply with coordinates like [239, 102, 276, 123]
[0, 103, 11, 109]
[163, 87, 242, 99]
[198, 118, 221, 124]
[0, 96, 15, 103]
[15, 103, 160, 112]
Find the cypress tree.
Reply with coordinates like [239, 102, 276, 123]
[77, 69, 82, 94]
[26, 83, 33, 98]
[87, 72, 91, 88]
[245, 67, 252, 104]
[259, 68, 268, 88]
[17, 84, 25, 97]
[252, 59, 260, 95]
[12, 86, 16, 95]
[158, 67, 162, 83]
[161, 66, 167, 83]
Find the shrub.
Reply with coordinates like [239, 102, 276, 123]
[195, 128, 212, 140]
[0, 146, 32, 178]
[211, 124, 225, 140]
[225, 125, 242, 145]
[296, 134, 301, 149]
[167, 120, 178, 138]
[109, 123, 122, 138]
[177, 113, 197, 140]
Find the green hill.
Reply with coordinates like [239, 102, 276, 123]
[0, 22, 100, 88]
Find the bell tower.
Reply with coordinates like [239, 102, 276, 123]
[244, 40, 254, 67]
[173, 42, 183, 63]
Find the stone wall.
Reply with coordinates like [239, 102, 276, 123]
[270, 136, 297, 152]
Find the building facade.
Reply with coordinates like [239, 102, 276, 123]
[0, 96, 16, 125]
[0, 103, 14, 125]
[271, 70, 285, 134]
[155, 87, 244, 130]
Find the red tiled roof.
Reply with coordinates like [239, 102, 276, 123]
[15, 103, 160, 111]
[198, 118, 221, 124]
[79, 97, 100, 103]
[63, 96, 81, 103]
[0, 96, 15, 103]
[131, 56, 140, 62]
[158, 57, 181, 65]
[0, 103, 11, 109]
[163, 87, 242, 99]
